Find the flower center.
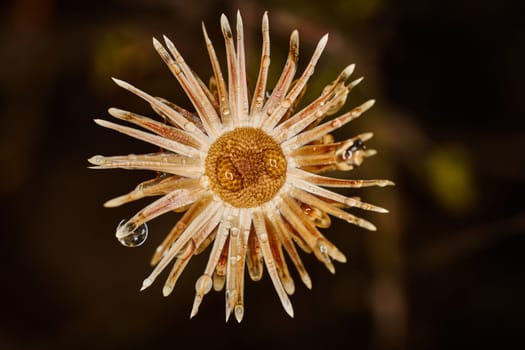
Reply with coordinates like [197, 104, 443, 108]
[205, 127, 287, 208]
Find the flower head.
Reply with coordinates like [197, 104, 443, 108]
[89, 11, 392, 322]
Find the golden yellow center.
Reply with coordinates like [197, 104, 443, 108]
[205, 127, 287, 208]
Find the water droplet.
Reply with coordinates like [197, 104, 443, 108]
[185, 122, 196, 132]
[117, 220, 148, 247]
[330, 119, 342, 128]
[259, 233, 268, 243]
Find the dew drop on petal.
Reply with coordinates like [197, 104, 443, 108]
[230, 227, 240, 237]
[330, 119, 342, 128]
[117, 219, 148, 247]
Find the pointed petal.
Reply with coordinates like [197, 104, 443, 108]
[282, 99, 375, 150]
[220, 14, 241, 127]
[150, 197, 212, 266]
[292, 171, 394, 188]
[246, 225, 263, 281]
[271, 64, 356, 142]
[140, 200, 223, 291]
[235, 11, 249, 123]
[162, 241, 195, 297]
[225, 209, 241, 321]
[290, 187, 377, 231]
[289, 171, 389, 213]
[153, 37, 223, 137]
[88, 153, 202, 178]
[107, 108, 203, 149]
[252, 209, 294, 318]
[264, 204, 312, 289]
[94, 119, 203, 158]
[250, 12, 270, 116]
[262, 34, 328, 131]
[111, 77, 205, 136]
[190, 207, 233, 318]
[202, 22, 231, 127]
[259, 29, 299, 125]
[103, 174, 182, 208]
[265, 214, 295, 295]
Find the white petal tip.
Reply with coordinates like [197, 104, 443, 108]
[234, 305, 244, 323]
[360, 132, 374, 141]
[366, 223, 377, 231]
[220, 13, 229, 25]
[344, 64, 356, 77]
[111, 77, 125, 86]
[317, 34, 329, 49]
[304, 278, 313, 290]
[93, 119, 113, 129]
[162, 286, 173, 297]
[348, 76, 364, 88]
[190, 296, 202, 319]
[262, 12, 269, 26]
[140, 278, 153, 291]
[365, 149, 378, 157]
[284, 303, 294, 318]
[103, 199, 119, 208]
[87, 155, 104, 165]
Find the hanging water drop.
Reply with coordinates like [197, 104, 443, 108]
[117, 219, 148, 247]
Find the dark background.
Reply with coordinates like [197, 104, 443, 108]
[1, 0, 524, 349]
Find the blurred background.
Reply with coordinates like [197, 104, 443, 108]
[1, 0, 524, 349]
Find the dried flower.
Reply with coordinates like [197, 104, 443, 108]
[89, 11, 392, 322]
